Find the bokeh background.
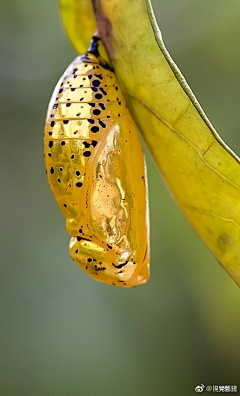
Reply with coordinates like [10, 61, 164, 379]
[1, 0, 240, 395]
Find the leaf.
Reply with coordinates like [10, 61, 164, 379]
[59, 0, 240, 287]
[59, 0, 108, 59]
[59, 0, 95, 54]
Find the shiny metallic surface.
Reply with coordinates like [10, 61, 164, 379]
[44, 51, 149, 287]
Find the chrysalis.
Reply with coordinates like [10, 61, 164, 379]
[44, 37, 150, 287]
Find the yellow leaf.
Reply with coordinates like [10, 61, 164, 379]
[59, 0, 95, 53]
[59, 0, 108, 59]
[59, 0, 240, 286]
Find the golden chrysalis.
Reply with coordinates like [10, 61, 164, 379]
[44, 37, 150, 287]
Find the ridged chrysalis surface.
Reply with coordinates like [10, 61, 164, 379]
[44, 38, 150, 287]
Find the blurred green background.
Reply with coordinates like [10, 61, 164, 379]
[1, 0, 240, 395]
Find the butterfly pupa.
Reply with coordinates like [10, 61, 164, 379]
[44, 36, 150, 287]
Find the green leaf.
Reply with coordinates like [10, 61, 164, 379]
[59, 0, 240, 286]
